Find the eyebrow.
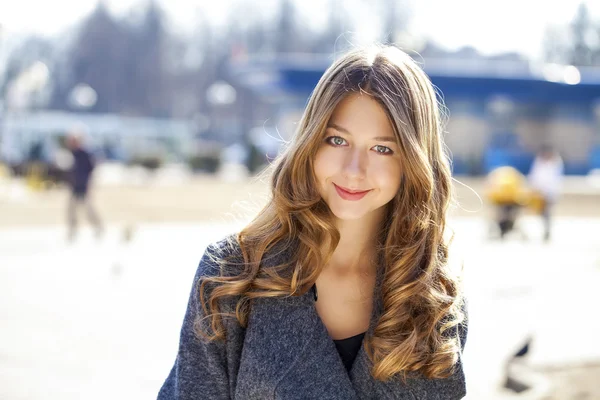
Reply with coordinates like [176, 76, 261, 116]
[327, 122, 397, 143]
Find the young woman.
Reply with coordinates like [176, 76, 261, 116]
[159, 45, 468, 400]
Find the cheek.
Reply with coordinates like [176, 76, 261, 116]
[371, 158, 402, 193]
[313, 147, 339, 183]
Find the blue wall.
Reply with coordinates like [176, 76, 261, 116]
[230, 60, 600, 174]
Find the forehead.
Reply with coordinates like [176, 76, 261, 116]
[328, 93, 394, 137]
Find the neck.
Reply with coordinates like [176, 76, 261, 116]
[325, 208, 386, 274]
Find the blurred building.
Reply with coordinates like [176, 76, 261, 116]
[229, 55, 600, 175]
[0, 111, 196, 166]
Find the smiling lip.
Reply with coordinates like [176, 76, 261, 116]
[333, 184, 371, 201]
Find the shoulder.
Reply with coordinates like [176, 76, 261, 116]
[195, 234, 299, 300]
[201, 233, 298, 275]
[197, 233, 244, 280]
[192, 234, 245, 317]
[203, 233, 243, 263]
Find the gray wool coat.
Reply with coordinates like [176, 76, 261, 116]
[158, 236, 468, 400]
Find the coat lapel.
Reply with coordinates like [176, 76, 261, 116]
[350, 347, 466, 400]
[233, 242, 357, 399]
[234, 287, 358, 399]
[349, 261, 467, 400]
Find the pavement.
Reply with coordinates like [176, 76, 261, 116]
[0, 215, 599, 399]
[456, 217, 600, 399]
[1, 173, 600, 228]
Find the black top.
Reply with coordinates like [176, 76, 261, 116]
[312, 284, 366, 372]
[70, 148, 94, 192]
[334, 332, 366, 372]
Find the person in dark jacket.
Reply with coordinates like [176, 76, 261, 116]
[159, 45, 468, 399]
[66, 132, 103, 241]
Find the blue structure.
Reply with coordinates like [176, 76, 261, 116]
[229, 55, 600, 176]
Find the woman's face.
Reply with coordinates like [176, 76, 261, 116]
[313, 93, 402, 221]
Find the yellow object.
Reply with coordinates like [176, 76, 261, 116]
[25, 162, 46, 191]
[0, 162, 9, 178]
[528, 190, 546, 214]
[485, 166, 529, 205]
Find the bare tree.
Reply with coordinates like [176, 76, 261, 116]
[64, 2, 131, 113]
[124, 0, 169, 116]
[569, 3, 596, 66]
[542, 2, 600, 66]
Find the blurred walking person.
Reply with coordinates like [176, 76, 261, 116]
[528, 145, 563, 242]
[66, 131, 103, 241]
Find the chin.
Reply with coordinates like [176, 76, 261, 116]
[328, 204, 371, 221]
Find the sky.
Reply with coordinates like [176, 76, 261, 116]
[0, 0, 598, 59]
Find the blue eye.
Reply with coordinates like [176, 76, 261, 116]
[373, 145, 393, 155]
[326, 136, 347, 146]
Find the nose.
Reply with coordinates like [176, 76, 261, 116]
[342, 148, 367, 181]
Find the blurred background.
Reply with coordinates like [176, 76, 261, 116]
[0, 0, 599, 399]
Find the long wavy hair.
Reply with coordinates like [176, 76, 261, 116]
[199, 45, 465, 381]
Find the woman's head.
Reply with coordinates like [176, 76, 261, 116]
[274, 45, 451, 231]
[203, 45, 464, 381]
